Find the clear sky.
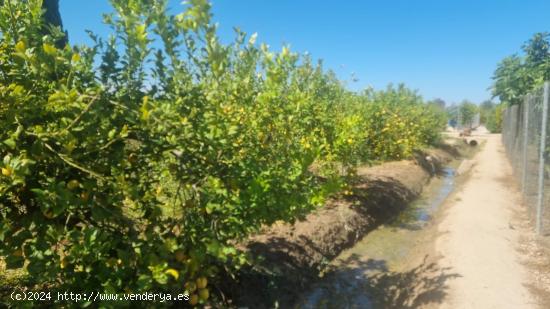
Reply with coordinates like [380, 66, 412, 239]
[59, 0, 550, 105]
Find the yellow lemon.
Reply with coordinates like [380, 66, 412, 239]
[60, 258, 69, 269]
[43, 43, 57, 56]
[189, 294, 199, 305]
[1, 167, 12, 176]
[71, 53, 81, 62]
[196, 277, 208, 289]
[67, 180, 79, 190]
[15, 41, 26, 53]
[198, 288, 209, 301]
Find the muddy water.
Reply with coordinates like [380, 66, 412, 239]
[297, 168, 456, 309]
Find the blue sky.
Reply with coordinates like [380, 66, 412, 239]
[60, 0, 550, 105]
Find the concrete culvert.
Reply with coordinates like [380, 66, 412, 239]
[469, 140, 478, 147]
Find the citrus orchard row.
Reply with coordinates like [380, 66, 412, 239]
[0, 0, 445, 306]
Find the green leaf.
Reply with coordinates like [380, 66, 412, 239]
[3, 138, 16, 149]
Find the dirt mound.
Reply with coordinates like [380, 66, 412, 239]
[223, 148, 455, 308]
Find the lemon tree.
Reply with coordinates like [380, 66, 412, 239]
[0, 0, 446, 306]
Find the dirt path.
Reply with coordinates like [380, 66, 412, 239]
[435, 134, 537, 308]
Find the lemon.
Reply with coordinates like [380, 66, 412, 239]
[1, 167, 12, 176]
[189, 294, 199, 305]
[43, 43, 57, 56]
[185, 281, 197, 292]
[196, 276, 208, 289]
[80, 191, 90, 201]
[128, 153, 138, 164]
[44, 210, 54, 219]
[198, 288, 209, 301]
[67, 180, 79, 190]
[71, 53, 81, 62]
[60, 258, 69, 269]
[15, 41, 26, 53]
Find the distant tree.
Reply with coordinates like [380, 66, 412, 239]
[478, 100, 502, 132]
[479, 100, 494, 124]
[445, 103, 459, 127]
[430, 98, 446, 110]
[428, 99, 446, 124]
[459, 101, 478, 128]
[489, 104, 504, 133]
[479, 100, 494, 110]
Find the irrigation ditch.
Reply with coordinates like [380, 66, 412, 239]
[220, 140, 477, 308]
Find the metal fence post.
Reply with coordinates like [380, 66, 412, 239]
[536, 82, 550, 234]
[522, 97, 530, 193]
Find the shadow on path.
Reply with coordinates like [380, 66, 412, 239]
[300, 254, 461, 309]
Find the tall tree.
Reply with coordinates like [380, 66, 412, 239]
[523, 32, 549, 67]
[492, 32, 550, 105]
[492, 55, 528, 105]
[42, 0, 68, 47]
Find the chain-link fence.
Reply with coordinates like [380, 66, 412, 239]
[502, 82, 550, 236]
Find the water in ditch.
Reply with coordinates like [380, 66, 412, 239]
[297, 167, 456, 308]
